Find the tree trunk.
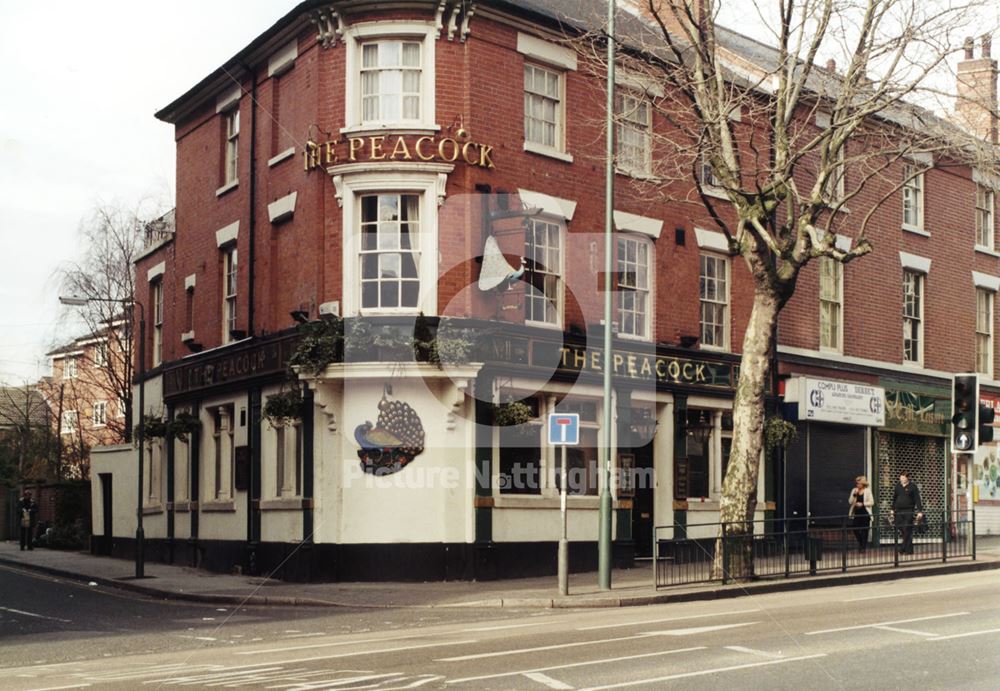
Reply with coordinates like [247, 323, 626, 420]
[711, 287, 781, 581]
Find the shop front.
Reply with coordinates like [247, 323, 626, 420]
[973, 392, 1000, 534]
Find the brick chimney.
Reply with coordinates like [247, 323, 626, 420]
[623, 1, 706, 36]
[956, 35, 998, 143]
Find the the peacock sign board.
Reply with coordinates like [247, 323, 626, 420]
[354, 393, 426, 475]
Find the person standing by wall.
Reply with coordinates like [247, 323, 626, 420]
[17, 490, 38, 551]
[891, 472, 924, 555]
[848, 476, 874, 552]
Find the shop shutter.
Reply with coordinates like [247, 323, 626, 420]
[877, 432, 945, 515]
[809, 423, 866, 518]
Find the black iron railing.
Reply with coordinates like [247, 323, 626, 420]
[653, 510, 975, 589]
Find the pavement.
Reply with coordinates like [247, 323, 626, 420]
[2, 537, 1000, 610]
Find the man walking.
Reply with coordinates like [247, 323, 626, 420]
[891, 472, 924, 555]
[17, 490, 38, 551]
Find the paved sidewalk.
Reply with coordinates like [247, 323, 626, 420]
[2, 538, 999, 609]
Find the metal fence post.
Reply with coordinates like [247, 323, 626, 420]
[941, 510, 947, 563]
[972, 510, 977, 561]
[653, 527, 659, 589]
[893, 515, 899, 568]
[720, 522, 728, 586]
[784, 517, 790, 578]
[841, 515, 848, 573]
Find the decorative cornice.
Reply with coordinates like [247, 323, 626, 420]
[310, 5, 344, 48]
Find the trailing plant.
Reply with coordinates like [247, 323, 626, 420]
[263, 388, 305, 427]
[493, 400, 534, 427]
[288, 316, 343, 375]
[137, 415, 168, 442]
[168, 411, 202, 442]
[764, 416, 798, 453]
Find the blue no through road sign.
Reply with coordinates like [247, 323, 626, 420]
[548, 413, 580, 445]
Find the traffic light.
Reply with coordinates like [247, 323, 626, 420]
[952, 374, 978, 452]
[980, 402, 996, 445]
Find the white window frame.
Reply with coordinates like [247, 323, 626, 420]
[823, 143, 846, 204]
[699, 253, 730, 351]
[977, 287, 994, 377]
[616, 234, 653, 340]
[524, 216, 565, 328]
[92, 341, 107, 368]
[64, 357, 77, 380]
[224, 108, 239, 186]
[358, 192, 422, 313]
[61, 410, 77, 435]
[92, 401, 107, 428]
[819, 257, 843, 353]
[339, 167, 446, 317]
[343, 22, 437, 134]
[902, 269, 924, 365]
[902, 164, 925, 233]
[615, 89, 652, 176]
[222, 245, 238, 343]
[523, 62, 567, 158]
[152, 280, 163, 367]
[976, 184, 995, 251]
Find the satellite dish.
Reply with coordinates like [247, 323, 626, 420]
[478, 236, 525, 291]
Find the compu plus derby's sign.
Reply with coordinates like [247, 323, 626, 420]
[304, 130, 496, 171]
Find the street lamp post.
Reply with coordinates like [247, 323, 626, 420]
[60, 295, 146, 578]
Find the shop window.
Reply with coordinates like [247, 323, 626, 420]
[499, 397, 542, 495]
[524, 218, 563, 326]
[685, 409, 713, 498]
[976, 185, 995, 250]
[903, 270, 923, 364]
[617, 235, 651, 339]
[699, 253, 729, 349]
[977, 287, 993, 376]
[359, 193, 421, 311]
[212, 405, 234, 500]
[275, 422, 303, 498]
[615, 90, 651, 175]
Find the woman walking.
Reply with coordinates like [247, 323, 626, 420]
[848, 476, 874, 552]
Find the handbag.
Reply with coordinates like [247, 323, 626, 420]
[21, 509, 30, 528]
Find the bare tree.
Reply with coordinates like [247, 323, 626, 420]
[577, 0, 1000, 578]
[55, 202, 166, 446]
[0, 383, 53, 484]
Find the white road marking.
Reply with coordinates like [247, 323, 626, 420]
[462, 621, 550, 632]
[280, 673, 402, 689]
[577, 608, 759, 631]
[235, 633, 428, 655]
[842, 586, 964, 602]
[579, 654, 828, 690]
[281, 632, 328, 639]
[273, 639, 480, 665]
[446, 647, 705, 683]
[524, 671, 574, 689]
[640, 622, 756, 636]
[873, 625, 937, 637]
[806, 612, 969, 635]
[436, 634, 648, 662]
[928, 627, 1000, 641]
[0, 606, 71, 623]
[26, 686, 91, 691]
[725, 645, 784, 659]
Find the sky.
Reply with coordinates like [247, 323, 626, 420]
[0, 1, 289, 385]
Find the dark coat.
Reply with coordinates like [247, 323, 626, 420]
[17, 497, 38, 527]
[892, 482, 923, 513]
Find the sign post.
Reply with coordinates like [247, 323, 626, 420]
[549, 413, 580, 596]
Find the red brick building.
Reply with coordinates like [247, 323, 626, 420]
[90, 1, 999, 580]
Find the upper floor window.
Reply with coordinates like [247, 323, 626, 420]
[617, 235, 651, 339]
[92, 401, 107, 428]
[359, 193, 421, 312]
[152, 280, 163, 367]
[699, 253, 729, 349]
[976, 185, 995, 250]
[64, 357, 77, 380]
[977, 287, 993, 376]
[224, 109, 239, 186]
[615, 91, 651, 175]
[222, 246, 238, 343]
[361, 40, 422, 123]
[61, 410, 77, 435]
[93, 341, 107, 368]
[823, 144, 846, 203]
[819, 257, 843, 352]
[699, 151, 722, 189]
[903, 270, 923, 364]
[524, 218, 563, 326]
[902, 164, 925, 232]
[524, 64, 563, 152]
